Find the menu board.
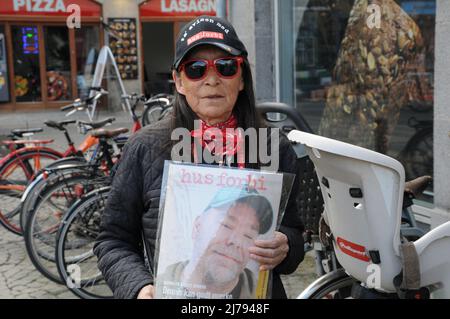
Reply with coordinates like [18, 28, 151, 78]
[108, 18, 138, 80]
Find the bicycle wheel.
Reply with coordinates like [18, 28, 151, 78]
[24, 174, 105, 283]
[0, 149, 61, 235]
[297, 268, 355, 299]
[19, 158, 87, 232]
[56, 187, 113, 299]
[142, 105, 164, 126]
[401, 127, 433, 183]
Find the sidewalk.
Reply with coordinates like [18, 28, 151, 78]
[0, 227, 76, 299]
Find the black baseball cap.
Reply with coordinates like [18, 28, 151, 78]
[173, 15, 248, 70]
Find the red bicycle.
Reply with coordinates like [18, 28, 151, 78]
[1, 90, 146, 235]
[0, 92, 113, 234]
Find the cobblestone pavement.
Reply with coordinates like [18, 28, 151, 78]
[281, 252, 318, 299]
[0, 227, 76, 299]
[0, 109, 319, 299]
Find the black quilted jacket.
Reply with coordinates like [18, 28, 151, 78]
[93, 117, 305, 299]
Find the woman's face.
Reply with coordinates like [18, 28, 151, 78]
[173, 46, 245, 125]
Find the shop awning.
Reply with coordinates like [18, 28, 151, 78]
[0, 0, 102, 20]
[140, 0, 217, 19]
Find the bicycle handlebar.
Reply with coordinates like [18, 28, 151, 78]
[122, 93, 146, 102]
[60, 89, 108, 113]
[60, 102, 77, 112]
[88, 86, 103, 92]
[144, 97, 171, 107]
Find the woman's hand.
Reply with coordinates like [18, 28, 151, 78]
[137, 284, 155, 299]
[248, 231, 289, 271]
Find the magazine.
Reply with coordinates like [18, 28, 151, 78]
[154, 162, 290, 299]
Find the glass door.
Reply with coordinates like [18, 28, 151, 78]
[142, 22, 174, 96]
[44, 26, 72, 101]
[11, 25, 42, 102]
[75, 25, 100, 99]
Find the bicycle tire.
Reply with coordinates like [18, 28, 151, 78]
[19, 158, 88, 232]
[297, 268, 355, 299]
[24, 174, 105, 283]
[56, 186, 113, 299]
[0, 149, 61, 235]
[401, 127, 433, 182]
[142, 105, 164, 127]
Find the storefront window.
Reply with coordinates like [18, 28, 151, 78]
[75, 26, 100, 99]
[293, 0, 435, 200]
[11, 25, 42, 102]
[44, 26, 72, 101]
[142, 22, 175, 96]
[0, 25, 10, 103]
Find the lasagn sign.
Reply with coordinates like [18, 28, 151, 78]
[140, 0, 217, 17]
[0, 0, 101, 17]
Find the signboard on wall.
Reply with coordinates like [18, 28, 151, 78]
[140, 0, 217, 17]
[108, 18, 138, 80]
[0, 0, 101, 18]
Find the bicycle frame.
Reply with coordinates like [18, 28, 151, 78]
[0, 133, 98, 181]
[76, 135, 99, 154]
[132, 117, 142, 132]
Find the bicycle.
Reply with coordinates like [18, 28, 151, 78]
[0, 123, 85, 235]
[0, 128, 61, 233]
[399, 117, 433, 186]
[21, 90, 145, 283]
[289, 130, 450, 299]
[0, 91, 113, 235]
[18, 89, 145, 232]
[23, 126, 128, 284]
[118, 91, 173, 129]
[55, 185, 113, 299]
[299, 176, 431, 299]
[256, 103, 433, 299]
[141, 93, 174, 126]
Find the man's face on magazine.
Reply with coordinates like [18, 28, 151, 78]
[194, 203, 260, 283]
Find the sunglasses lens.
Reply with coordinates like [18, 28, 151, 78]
[184, 60, 207, 79]
[215, 58, 239, 77]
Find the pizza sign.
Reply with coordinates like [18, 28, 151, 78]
[13, 0, 67, 12]
[0, 0, 101, 17]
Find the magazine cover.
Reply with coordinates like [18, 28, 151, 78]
[154, 162, 289, 299]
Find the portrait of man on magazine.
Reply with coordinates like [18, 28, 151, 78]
[154, 162, 289, 299]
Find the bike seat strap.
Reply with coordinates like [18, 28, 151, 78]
[90, 128, 129, 139]
[11, 128, 43, 137]
[404, 176, 432, 198]
[78, 117, 116, 130]
[44, 120, 77, 131]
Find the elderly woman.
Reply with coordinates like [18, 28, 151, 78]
[94, 16, 304, 299]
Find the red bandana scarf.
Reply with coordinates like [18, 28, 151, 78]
[190, 114, 244, 167]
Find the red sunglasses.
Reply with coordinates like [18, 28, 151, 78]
[178, 56, 244, 81]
